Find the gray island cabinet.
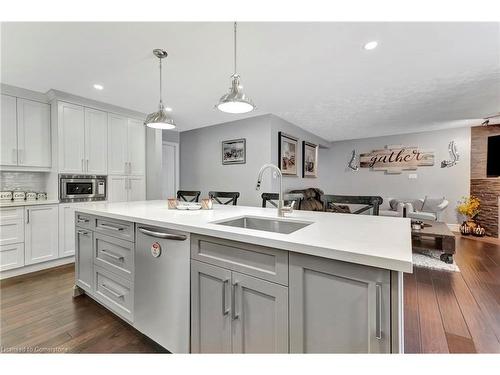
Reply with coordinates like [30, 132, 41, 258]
[74, 209, 404, 354]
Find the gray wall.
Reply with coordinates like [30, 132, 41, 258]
[180, 115, 273, 206]
[317, 127, 471, 224]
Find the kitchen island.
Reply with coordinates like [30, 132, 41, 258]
[74, 200, 412, 354]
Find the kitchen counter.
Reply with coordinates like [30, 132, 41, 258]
[76, 200, 412, 272]
[0, 199, 60, 207]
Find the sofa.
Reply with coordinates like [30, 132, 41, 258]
[406, 197, 449, 221]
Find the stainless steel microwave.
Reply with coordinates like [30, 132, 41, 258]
[59, 174, 107, 203]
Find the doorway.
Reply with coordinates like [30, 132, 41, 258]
[161, 141, 179, 200]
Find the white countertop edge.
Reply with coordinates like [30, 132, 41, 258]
[0, 199, 60, 207]
[76, 206, 413, 273]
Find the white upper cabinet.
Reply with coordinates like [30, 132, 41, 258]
[1, 94, 18, 166]
[108, 114, 129, 175]
[127, 119, 146, 176]
[108, 175, 128, 202]
[84, 108, 107, 174]
[58, 102, 85, 173]
[1, 95, 51, 169]
[128, 177, 146, 201]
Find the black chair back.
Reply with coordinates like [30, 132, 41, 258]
[261, 193, 303, 209]
[177, 190, 201, 203]
[322, 195, 383, 216]
[209, 191, 240, 206]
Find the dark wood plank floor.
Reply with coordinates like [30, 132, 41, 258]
[404, 235, 500, 353]
[1, 235, 499, 353]
[0, 265, 166, 353]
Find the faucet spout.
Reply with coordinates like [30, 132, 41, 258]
[256, 163, 285, 217]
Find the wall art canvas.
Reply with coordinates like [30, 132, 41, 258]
[278, 132, 298, 176]
[302, 141, 318, 178]
[222, 138, 246, 165]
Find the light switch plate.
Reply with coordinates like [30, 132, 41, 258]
[409, 173, 418, 179]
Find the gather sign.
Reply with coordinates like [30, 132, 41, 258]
[359, 146, 434, 173]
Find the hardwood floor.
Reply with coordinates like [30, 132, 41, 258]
[0, 264, 166, 353]
[404, 235, 500, 353]
[1, 234, 499, 354]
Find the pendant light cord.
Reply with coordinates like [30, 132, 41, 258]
[159, 57, 163, 105]
[234, 21, 237, 75]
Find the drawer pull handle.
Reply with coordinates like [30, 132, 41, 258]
[77, 218, 89, 223]
[375, 283, 382, 340]
[101, 284, 124, 298]
[77, 230, 89, 236]
[100, 223, 124, 231]
[138, 227, 187, 241]
[101, 249, 124, 261]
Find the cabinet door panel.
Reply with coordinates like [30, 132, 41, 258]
[0, 243, 24, 271]
[289, 253, 391, 353]
[75, 228, 93, 293]
[1, 94, 18, 166]
[59, 204, 77, 257]
[84, 108, 107, 174]
[17, 99, 51, 167]
[191, 260, 232, 353]
[107, 114, 128, 175]
[58, 102, 85, 173]
[25, 205, 58, 265]
[128, 177, 145, 202]
[231, 272, 288, 353]
[127, 119, 145, 176]
[108, 176, 128, 203]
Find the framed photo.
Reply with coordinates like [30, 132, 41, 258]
[278, 132, 298, 176]
[302, 141, 318, 178]
[222, 138, 246, 165]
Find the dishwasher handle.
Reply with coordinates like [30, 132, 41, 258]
[137, 227, 187, 241]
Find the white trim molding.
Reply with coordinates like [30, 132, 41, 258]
[0, 256, 74, 280]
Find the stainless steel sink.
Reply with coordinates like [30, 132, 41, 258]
[213, 216, 312, 234]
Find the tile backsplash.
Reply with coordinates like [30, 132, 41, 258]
[0, 172, 49, 192]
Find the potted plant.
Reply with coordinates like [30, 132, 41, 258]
[457, 196, 481, 235]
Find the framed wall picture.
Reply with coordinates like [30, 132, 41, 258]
[302, 141, 318, 178]
[222, 138, 246, 165]
[278, 132, 298, 176]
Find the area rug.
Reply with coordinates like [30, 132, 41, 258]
[412, 250, 460, 272]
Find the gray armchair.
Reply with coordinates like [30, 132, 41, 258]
[406, 197, 449, 221]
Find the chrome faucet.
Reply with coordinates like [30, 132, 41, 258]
[256, 163, 294, 217]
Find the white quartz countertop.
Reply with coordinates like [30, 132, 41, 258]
[0, 199, 60, 208]
[76, 200, 413, 273]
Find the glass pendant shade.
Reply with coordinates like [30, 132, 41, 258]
[216, 74, 255, 114]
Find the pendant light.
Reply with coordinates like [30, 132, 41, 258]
[144, 49, 176, 130]
[216, 22, 256, 114]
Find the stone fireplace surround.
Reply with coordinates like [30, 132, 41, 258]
[470, 125, 500, 238]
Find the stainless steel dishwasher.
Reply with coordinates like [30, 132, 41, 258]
[134, 225, 190, 353]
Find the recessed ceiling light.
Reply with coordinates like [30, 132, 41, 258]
[363, 41, 378, 50]
[93, 84, 104, 90]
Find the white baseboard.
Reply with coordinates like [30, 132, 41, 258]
[447, 223, 460, 232]
[0, 256, 74, 280]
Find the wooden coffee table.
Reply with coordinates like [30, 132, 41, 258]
[411, 220, 456, 264]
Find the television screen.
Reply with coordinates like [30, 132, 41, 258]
[487, 135, 500, 177]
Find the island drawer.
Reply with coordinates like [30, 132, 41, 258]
[94, 265, 134, 323]
[190, 235, 288, 285]
[94, 217, 134, 242]
[75, 212, 93, 229]
[94, 233, 134, 281]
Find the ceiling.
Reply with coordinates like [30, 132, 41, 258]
[1, 22, 499, 141]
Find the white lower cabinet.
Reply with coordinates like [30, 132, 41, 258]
[59, 204, 78, 257]
[75, 227, 93, 293]
[0, 207, 24, 246]
[289, 253, 391, 353]
[24, 204, 59, 265]
[0, 243, 25, 271]
[191, 259, 289, 353]
[108, 175, 145, 202]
